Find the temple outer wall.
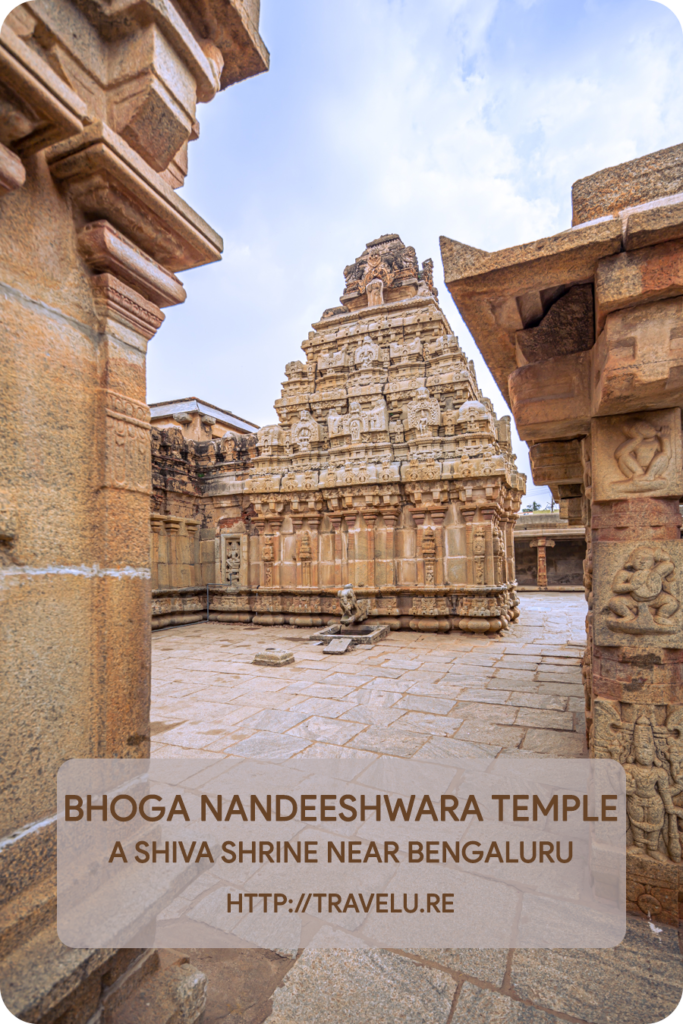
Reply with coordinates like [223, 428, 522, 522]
[0, 1, 267, 1020]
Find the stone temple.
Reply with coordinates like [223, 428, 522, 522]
[151, 233, 526, 633]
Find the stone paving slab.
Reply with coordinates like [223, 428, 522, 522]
[263, 948, 457, 1024]
[450, 982, 565, 1023]
[150, 596, 681, 1023]
[510, 917, 683, 1024]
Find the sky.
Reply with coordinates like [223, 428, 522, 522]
[142, 0, 683, 507]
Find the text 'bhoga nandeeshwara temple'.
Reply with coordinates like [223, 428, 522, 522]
[152, 234, 525, 632]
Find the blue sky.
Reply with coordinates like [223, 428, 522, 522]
[55, 0, 683, 503]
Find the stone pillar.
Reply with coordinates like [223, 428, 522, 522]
[530, 536, 555, 587]
[441, 143, 683, 924]
[185, 521, 199, 586]
[343, 513, 357, 586]
[504, 517, 516, 584]
[305, 516, 321, 588]
[430, 510, 446, 586]
[378, 513, 398, 587]
[150, 514, 163, 589]
[363, 513, 377, 588]
[329, 514, 343, 587]
[0, 0, 268, 1015]
[164, 518, 182, 587]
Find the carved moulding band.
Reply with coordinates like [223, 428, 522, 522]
[593, 540, 683, 648]
[592, 408, 683, 502]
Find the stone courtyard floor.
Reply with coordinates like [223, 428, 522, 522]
[150, 594, 683, 1024]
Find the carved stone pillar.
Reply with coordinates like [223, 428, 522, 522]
[265, 518, 282, 588]
[343, 513, 357, 586]
[304, 516, 321, 588]
[150, 513, 163, 589]
[0, 0, 269, 1017]
[164, 518, 182, 587]
[363, 513, 377, 588]
[440, 144, 683, 924]
[261, 528, 275, 587]
[378, 513, 398, 587]
[329, 514, 343, 587]
[186, 521, 199, 586]
[530, 536, 555, 587]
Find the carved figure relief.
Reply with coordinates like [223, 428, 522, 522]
[354, 336, 379, 368]
[406, 387, 440, 436]
[473, 526, 486, 585]
[262, 536, 274, 586]
[327, 407, 344, 438]
[422, 530, 436, 584]
[347, 400, 363, 442]
[593, 700, 683, 863]
[291, 409, 319, 451]
[594, 541, 683, 648]
[226, 538, 241, 587]
[604, 546, 678, 635]
[366, 278, 384, 306]
[592, 408, 683, 502]
[365, 397, 389, 432]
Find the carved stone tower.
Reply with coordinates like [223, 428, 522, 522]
[152, 234, 525, 632]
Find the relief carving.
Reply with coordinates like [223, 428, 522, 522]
[262, 535, 274, 586]
[473, 526, 486, 585]
[422, 529, 436, 585]
[594, 541, 683, 648]
[225, 538, 241, 587]
[290, 409, 320, 451]
[592, 408, 683, 502]
[594, 700, 683, 863]
[406, 387, 440, 436]
[104, 390, 151, 493]
[354, 336, 379, 368]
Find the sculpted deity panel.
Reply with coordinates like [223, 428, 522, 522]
[256, 424, 285, 457]
[290, 409, 321, 451]
[354, 335, 379, 368]
[405, 386, 440, 435]
[594, 541, 683, 648]
[593, 699, 683, 863]
[592, 408, 683, 501]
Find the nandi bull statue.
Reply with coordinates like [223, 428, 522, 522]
[338, 584, 370, 627]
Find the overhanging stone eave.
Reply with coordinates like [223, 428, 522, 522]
[439, 218, 622, 290]
[440, 218, 623, 406]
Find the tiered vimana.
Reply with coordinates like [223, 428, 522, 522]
[201, 233, 525, 633]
